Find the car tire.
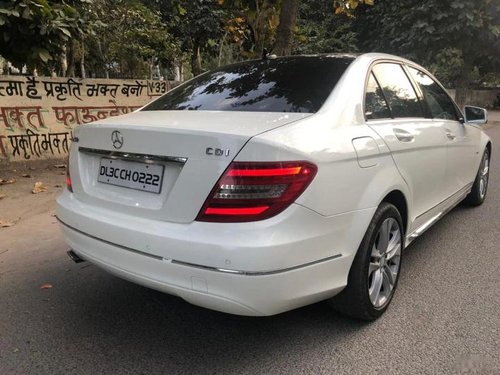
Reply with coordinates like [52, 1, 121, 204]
[463, 148, 490, 206]
[330, 202, 404, 321]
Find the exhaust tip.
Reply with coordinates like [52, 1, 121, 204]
[67, 250, 85, 263]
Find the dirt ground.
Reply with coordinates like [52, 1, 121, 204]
[0, 160, 67, 229]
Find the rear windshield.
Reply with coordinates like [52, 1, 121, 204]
[143, 56, 354, 113]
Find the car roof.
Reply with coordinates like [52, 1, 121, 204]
[218, 52, 420, 72]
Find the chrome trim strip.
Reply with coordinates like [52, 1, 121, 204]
[415, 182, 473, 220]
[57, 217, 164, 261]
[57, 217, 342, 276]
[79, 147, 187, 164]
[171, 255, 343, 276]
[407, 182, 473, 244]
[408, 213, 442, 240]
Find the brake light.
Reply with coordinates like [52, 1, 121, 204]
[66, 165, 73, 193]
[196, 161, 317, 222]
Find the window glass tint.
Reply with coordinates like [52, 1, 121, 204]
[365, 73, 391, 119]
[143, 56, 353, 113]
[372, 63, 423, 118]
[408, 67, 459, 121]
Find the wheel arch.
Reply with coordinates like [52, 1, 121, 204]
[381, 190, 408, 235]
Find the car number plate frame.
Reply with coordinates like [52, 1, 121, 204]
[97, 157, 164, 194]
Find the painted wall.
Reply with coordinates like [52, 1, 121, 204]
[0, 75, 174, 162]
[447, 89, 500, 109]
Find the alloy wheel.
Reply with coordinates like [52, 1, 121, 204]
[479, 151, 490, 199]
[368, 217, 402, 308]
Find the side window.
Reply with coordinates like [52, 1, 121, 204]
[372, 63, 424, 118]
[365, 73, 391, 119]
[408, 67, 459, 121]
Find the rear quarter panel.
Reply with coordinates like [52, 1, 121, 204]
[236, 114, 411, 220]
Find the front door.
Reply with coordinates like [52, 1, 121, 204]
[407, 67, 477, 196]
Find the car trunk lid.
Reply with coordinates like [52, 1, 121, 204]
[70, 110, 310, 223]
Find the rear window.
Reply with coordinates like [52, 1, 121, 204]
[143, 56, 354, 113]
[372, 63, 424, 118]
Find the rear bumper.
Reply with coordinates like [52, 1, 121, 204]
[56, 191, 376, 315]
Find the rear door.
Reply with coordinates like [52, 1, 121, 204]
[365, 62, 449, 230]
[407, 67, 477, 195]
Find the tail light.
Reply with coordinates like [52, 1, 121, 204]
[66, 162, 73, 193]
[196, 161, 317, 222]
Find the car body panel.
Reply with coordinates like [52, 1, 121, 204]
[70, 111, 310, 223]
[57, 52, 491, 316]
[366, 118, 449, 233]
[57, 188, 375, 273]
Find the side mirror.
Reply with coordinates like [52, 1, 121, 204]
[464, 106, 488, 125]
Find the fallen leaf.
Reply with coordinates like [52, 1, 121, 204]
[40, 283, 53, 289]
[0, 194, 6, 200]
[21, 173, 31, 178]
[60, 172, 65, 176]
[54, 164, 66, 169]
[0, 178, 16, 185]
[12, 348, 19, 353]
[32, 181, 47, 194]
[54, 184, 62, 188]
[0, 219, 16, 228]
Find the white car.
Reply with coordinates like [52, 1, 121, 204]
[57, 53, 491, 320]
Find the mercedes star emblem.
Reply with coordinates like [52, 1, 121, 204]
[111, 130, 124, 149]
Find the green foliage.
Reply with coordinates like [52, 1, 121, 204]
[146, 0, 227, 75]
[334, 0, 373, 14]
[0, 0, 91, 70]
[294, 0, 358, 54]
[354, 0, 500, 87]
[221, 0, 280, 58]
[427, 48, 463, 88]
[85, 0, 178, 78]
[1, 0, 496, 89]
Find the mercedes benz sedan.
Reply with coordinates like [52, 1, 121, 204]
[57, 53, 491, 320]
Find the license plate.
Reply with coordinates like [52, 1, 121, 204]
[97, 158, 164, 194]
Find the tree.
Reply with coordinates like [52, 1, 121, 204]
[0, 0, 91, 73]
[84, 0, 177, 79]
[273, 0, 298, 56]
[220, 0, 280, 59]
[293, 0, 358, 55]
[273, 0, 374, 56]
[354, 0, 500, 106]
[147, 0, 227, 76]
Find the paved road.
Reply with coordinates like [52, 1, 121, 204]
[1, 127, 499, 375]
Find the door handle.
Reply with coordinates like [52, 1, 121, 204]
[444, 128, 456, 140]
[393, 128, 415, 142]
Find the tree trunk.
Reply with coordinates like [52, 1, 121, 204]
[80, 38, 86, 79]
[66, 41, 75, 77]
[60, 45, 67, 77]
[96, 39, 109, 79]
[191, 43, 202, 76]
[218, 31, 228, 67]
[274, 0, 299, 56]
[455, 54, 474, 109]
[150, 56, 154, 80]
